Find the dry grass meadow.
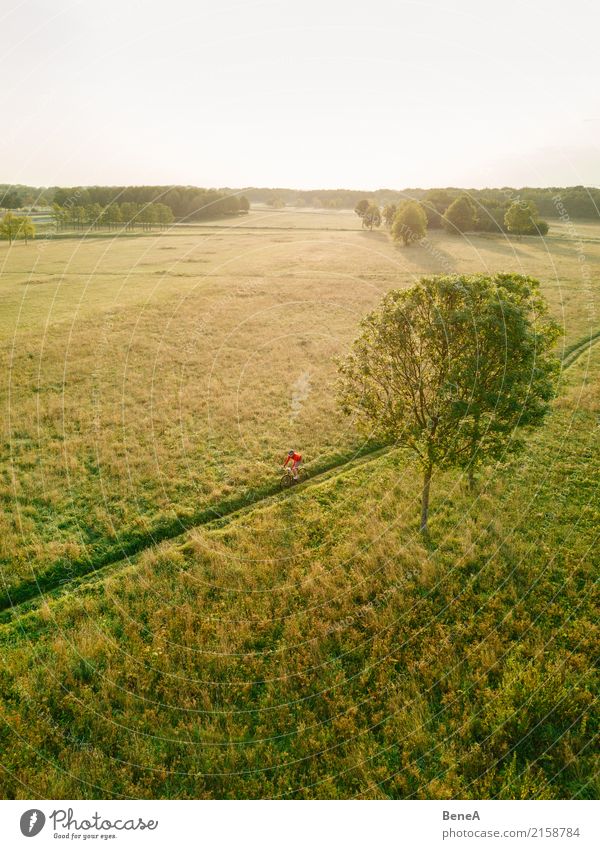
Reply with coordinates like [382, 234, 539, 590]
[0, 207, 598, 798]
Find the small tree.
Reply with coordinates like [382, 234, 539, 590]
[383, 203, 397, 228]
[99, 204, 114, 229]
[110, 204, 123, 229]
[362, 203, 381, 230]
[73, 206, 86, 231]
[51, 203, 65, 231]
[0, 212, 21, 244]
[154, 203, 174, 228]
[354, 198, 370, 223]
[0, 212, 18, 245]
[120, 202, 140, 230]
[238, 195, 250, 213]
[86, 203, 103, 230]
[1, 213, 35, 244]
[442, 195, 477, 234]
[337, 274, 560, 533]
[392, 201, 427, 246]
[138, 203, 158, 230]
[505, 201, 549, 236]
[19, 216, 35, 245]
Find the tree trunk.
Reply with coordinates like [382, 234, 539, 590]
[420, 464, 433, 534]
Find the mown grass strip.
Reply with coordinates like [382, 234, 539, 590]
[561, 328, 600, 369]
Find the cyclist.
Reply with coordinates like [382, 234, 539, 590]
[283, 449, 302, 481]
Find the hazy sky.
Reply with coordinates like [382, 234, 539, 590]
[1, 0, 598, 189]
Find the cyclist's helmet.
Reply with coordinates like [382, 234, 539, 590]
[288, 450, 295, 456]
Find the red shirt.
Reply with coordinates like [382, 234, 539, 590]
[284, 452, 302, 466]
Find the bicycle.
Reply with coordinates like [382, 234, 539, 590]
[280, 465, 307, 489]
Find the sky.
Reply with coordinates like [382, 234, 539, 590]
[1, 0, 599, 189]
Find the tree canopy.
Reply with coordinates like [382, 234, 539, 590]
[4, 183, 600, 222]
[421, 189, 453, 228]
[0, 213, 35, 244]
[392, 201, 427, 245]
[505, 201, 549, 236]
[337, 274, 560, 533]
[442, 195, 478, 234]
[362, 203, 381, 230]
[383, 203, 397, 228]
[239, 185, 600, 222]
[0, 190, 23, 210]
[52, 200, 175, 231]
[50, 186, 248, 222]
[354, 198, 370, 221]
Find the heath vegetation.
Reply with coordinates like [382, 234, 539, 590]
[0, 202, 598, 798]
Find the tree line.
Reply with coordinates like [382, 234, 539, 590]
[242, 185, 600, 219]
[2, 192, 252, 241]
[50, 187, 249, 221]
[355, 192, 550, 239]
[51, 201, 175, 231]
[3, 183, 598, 219]
[0, 185, 250, 220]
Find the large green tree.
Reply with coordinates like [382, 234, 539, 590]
[505, 201, 549, 236]
[392, 201, 427, 245]
[337, 274, 560, 533]
[442, 194, 478, 234]
[354, 198, 370, 223]
[362, 203, 381, 230]
[383, 203, 397, 228]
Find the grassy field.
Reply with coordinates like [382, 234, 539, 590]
[0, 209, 598, 798]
